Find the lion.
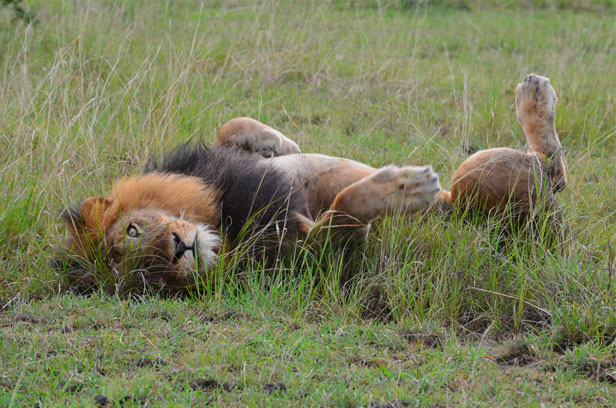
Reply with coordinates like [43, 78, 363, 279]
[438, 74, 567, 221]
[60, 119, 441, 292]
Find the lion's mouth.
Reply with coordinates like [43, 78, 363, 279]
[171, 232, 198, 265]
[167, 224, 219, 270]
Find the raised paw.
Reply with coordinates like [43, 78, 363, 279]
[218, 117, 300, 157]
[253, 128, 300, 157]
[515, 74, 557, 130]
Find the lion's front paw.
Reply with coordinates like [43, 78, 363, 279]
[254, 129, 301, 157]
[373, 165, 442, 214]
[218, 117, 301, 157]
[515, 73, 557, 127]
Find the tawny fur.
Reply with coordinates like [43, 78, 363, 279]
[61, 118, 441, 291]
[269, 153, 376, 218]
[441, 74, 566, 217]
[219, 118, 441, 230]
[103, 209, 221, 288]
[77, 173, 219, 238]
[218, 116, 300, 157]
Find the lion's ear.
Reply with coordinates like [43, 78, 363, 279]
[60, 197, 113, 233]
[60, 197, 114, 263]
[80, 197, 113, 231]
[60, 203, 86, 231]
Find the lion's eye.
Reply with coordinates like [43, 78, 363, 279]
[127, 224, 141, 238]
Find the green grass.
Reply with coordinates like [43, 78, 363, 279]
[1, 0, 616, 406]
[2, 295, 616, 407]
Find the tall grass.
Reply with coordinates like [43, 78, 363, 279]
[1, 0, 615, 344]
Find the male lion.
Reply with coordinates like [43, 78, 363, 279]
[60, 120, 441, 292]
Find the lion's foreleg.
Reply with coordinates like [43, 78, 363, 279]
[305, 165, 441, 242]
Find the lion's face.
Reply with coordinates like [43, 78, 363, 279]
[103, 209, 220, 286]
[62, 199, 221, 291]
[60, 173, 224, 292]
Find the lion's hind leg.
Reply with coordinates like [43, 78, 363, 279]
[308, 165, 441, 240]
[217, 117, 301, 157]
[515, 74, 567, 192]
[515, 74, 557, 143]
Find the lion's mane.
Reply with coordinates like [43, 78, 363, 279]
[144, 144, 309, 245]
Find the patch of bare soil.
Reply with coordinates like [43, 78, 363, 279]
[367, 400, 410, 408]
[400, 329, 443, 349]
[567, 358, 616, 384]
[263, 382, 287, 394]
[495, 340, 538, 367]
[190, 378, 237, 392]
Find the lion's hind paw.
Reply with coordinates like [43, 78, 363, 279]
[516, 73, 557, 123]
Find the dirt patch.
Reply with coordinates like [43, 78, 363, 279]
[367, 401, 410, 408]
[199, 311, 246, 323]
[400, 330, 443, 349]
[190, 378, 219, 391]
[263, 382, 287, 395]
[495, 340, 538, 367]
[94, 394, 110, 407]
[190, 378, 237, 392]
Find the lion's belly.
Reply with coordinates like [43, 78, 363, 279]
[271, 154, 375, 218]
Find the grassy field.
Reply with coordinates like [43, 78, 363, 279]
[1, 0, 616, 406]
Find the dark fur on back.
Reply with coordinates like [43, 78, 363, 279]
[145, 144, 309, 247]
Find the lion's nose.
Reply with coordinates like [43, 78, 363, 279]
[172, 232, 196, 264]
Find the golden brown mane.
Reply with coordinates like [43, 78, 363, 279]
[68, 173, 221, 257]
[109, 173, 220, 225]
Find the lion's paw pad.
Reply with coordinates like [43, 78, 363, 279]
[373, 165, 441, 213]
[516, 73, 557, 119]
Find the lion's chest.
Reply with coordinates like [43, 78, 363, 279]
[271, 154, 375, 218]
